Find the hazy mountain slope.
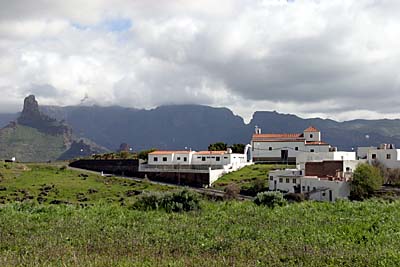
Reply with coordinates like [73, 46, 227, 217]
[36, 104, 400, 151]
[41, 105, 248, 151]
[0, 114, 17, 128]
[0, 124, 67, 162]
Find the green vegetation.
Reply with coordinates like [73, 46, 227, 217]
[132, 190, 201, 212]
[0, 162, 171, 206]
[254, 191, 287, 208]
[208, 142, 228, 151]
[0, 125, 66, 162]
[213, 164, 291, 196]
[350, 163, 384, 200]
[1, 200, 400, 266]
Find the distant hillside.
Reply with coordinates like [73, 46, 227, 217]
[38, 105, 400, 151]
[0, 100, 390, 153]
[40, 105, 249, 151]
[0, 96, 108, 162]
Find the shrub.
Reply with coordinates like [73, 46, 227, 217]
[224, 183, 240, 200]
[284, 193, 306, 203]
[254, 191, 287, 208]
[350, 163, 384, 200]
[132, 190, 201, 212]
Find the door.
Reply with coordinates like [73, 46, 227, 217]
[281, 150, 288, 162]
[329, 190, 333, 202]
[274, 180, 277, 190]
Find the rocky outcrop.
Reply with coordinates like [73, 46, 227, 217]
[17, 95, 72, 137]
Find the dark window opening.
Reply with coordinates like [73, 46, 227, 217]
[216, 157, 220, 161]
[183, 157, 187, 162]
[372, 154, 377, 159]
[153, 157, 158, 162]
[162, 157, 167, 162]
[202, 157, 206, 161]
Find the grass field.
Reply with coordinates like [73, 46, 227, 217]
[0, 162, 172, 206]
[1, 200, 400, 266]
[1, 162, 400, 266]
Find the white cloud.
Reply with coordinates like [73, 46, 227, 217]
[0, 0, 400, 122]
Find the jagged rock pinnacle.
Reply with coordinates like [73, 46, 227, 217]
[20, 95, 41, 120]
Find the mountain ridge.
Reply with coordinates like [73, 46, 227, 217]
[1, 102, 400, 152]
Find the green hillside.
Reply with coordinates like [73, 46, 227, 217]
[0, 125, 67, 162]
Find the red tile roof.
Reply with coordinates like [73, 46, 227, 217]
[304, 126, 319, 132]
[252, 133, 305, 142]
[149, 150, 192, 155]
[194, 151, 226, 155]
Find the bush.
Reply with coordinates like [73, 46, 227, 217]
[254, 191, 287, 208]
[224, 183, 240, 200]
[284, 193, 306, 203]
[350, 163, 384, 200]
[132, 190, 201, 212]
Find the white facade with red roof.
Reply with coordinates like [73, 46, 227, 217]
[251, 126, 331, 163]
[148, 149, 247, 167]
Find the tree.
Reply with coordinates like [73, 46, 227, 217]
[350, 163, 384, 200]
[230, 143, 245, 154]
[138, 148, 157, 161]
[208, 142, 227, 151]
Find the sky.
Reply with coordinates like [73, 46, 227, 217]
[1, 0, 400, 122]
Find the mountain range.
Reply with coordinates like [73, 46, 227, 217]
[1, 97, 400, 156]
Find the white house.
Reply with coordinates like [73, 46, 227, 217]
[142, 148, 253, 186]
[358, 144, 400, 169]
[269, 167, 351, 202]
[252, 126, 331, 164]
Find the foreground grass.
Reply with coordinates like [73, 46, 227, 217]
[0, 200, 400, 266]
[0, 162, 172, 206]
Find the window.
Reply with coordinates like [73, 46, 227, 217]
[313, 187, 316, 191]
[286, 178, 290, 183]
[177, 157, 181, 161]
[269, 176, 273, 181]
[295, 147, 299, 151]
[302, 186, 305, 192]
[292, 178, 296, 184]
[387, 154, 391, 159]
[269, 147, 272, 151]
[162, 157, 167, 162]
[216, 157, 220, 161]
[346, 167, 350, 172]
[224, 157, 228, 159]
[310, 149, 315, 152]
[153, 157, 158, 162]
[322, 192, 326, 196]
[183, 157, 187, 162]
[372, 154, 377, 159]
[310, 134, 313, 138]
[279, 178, 283, 183]
[307, 186, 310, 192]
[202, 157, 206, 161]
[197, 156, 201, 159]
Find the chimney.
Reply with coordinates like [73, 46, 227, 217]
[255, 125, 262, 134]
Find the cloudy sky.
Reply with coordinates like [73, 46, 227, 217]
[1, 0, 400, 122]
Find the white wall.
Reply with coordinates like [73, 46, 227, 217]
[297, 151, 356, 170]
[366, 149, 400, 169]
[304, 131, 321, 142]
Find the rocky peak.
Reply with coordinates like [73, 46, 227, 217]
[20, 95, 41, 119]
[17, 95, 72, 137]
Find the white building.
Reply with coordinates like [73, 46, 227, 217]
[269, 167, 351, 202]
[358, 144, 400, 169]
[296, 151, 357, 170]
[142, 148, 253, 186]
[251, 126, 331, 164]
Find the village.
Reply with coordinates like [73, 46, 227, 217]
[133, 125, 399, 202]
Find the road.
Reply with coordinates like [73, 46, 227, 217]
[68, 166, 253, 201]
